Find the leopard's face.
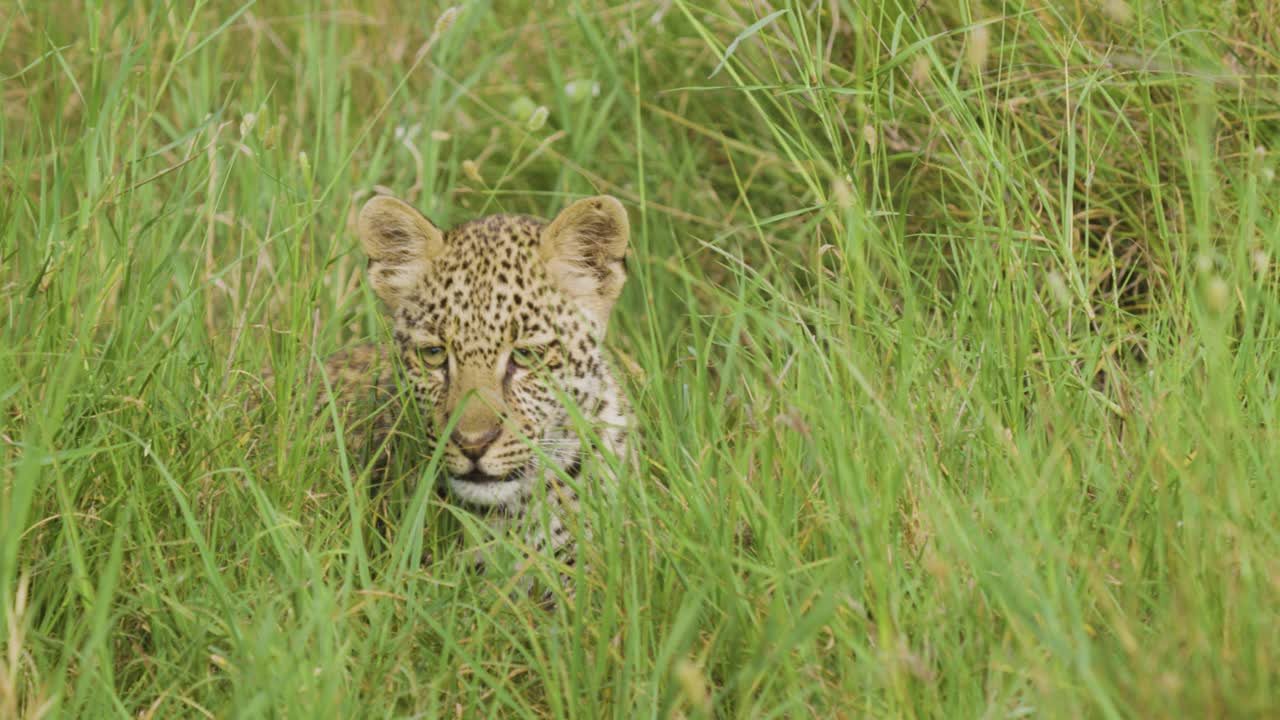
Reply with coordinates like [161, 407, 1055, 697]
[357, 195, 630, 509]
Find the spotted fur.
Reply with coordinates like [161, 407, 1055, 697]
[331, 193, 632, 596]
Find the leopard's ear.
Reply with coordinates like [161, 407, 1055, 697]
[539, 195, 630, 328]
[357, 194, 444, 307]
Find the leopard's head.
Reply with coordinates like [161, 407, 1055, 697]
[356, 194, 629, 509]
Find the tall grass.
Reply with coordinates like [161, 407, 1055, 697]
[2, 1, 1277, 716]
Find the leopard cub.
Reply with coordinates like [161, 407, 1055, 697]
[329, 193, 634, 596]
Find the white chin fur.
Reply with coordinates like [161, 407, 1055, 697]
[448, 475, 527, 508]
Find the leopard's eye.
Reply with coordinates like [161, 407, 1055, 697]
[416, 345, 447, 369]
[510, 347, 541, 369]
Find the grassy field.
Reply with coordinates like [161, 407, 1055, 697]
[2, 0, 1278, 717]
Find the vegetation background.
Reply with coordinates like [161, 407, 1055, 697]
[2, 0, 1278, 717]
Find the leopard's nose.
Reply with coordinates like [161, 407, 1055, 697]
[451, 425, 501, 460]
